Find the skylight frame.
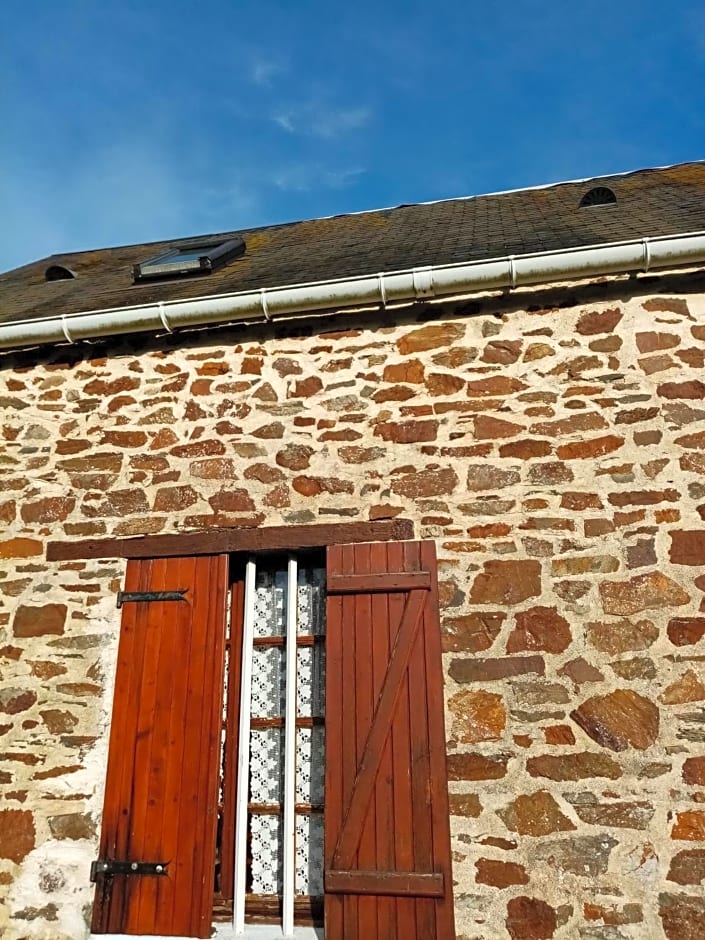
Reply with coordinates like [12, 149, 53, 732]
[133, 236, 245, 281]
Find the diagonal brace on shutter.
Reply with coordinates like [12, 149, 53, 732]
[330, 588, 427, 869]
[116, 589, 188, 608]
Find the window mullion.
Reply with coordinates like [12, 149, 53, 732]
[282, 555, 298, 936]
[233, 557, 257, 936]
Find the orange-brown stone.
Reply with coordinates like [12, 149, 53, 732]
[0, 809, 35, 862]
[658, 380, 705, 399]
[382, 359, 425, 383]
[506, 606, 572, 654]
[448, 690, 506, 743]
[396, 322, 465, 354]
[448, 792, 482, 817]
[670, 530, 705, 565]
[20, 497, 75, 523]
[556, 435, 624, 460]
[659, 892, 705, 940]
[446, 752, 509, 780]
[476, 858, 529, 887]
[600, 572, 690, 615]
[374, 419, 439, 443]
[466, 464, 520, 491]
[671, 812, 705, 841]
[481, 340, 523, 364]
[441, 612, 505, 652]
[209, 489, 256, 513]
[473, 415, 524, 439]
[527, 752, 622, 781]
[576, 308, 622, 335]
[660, 670, 705, 704]
[467, 375, 527, 397]
[13, 604, 67, 638]
[469, 560, 541, 605]
[667, 850, 705, 885]
[683, 757, 705, 785]
[506, 896, 557, 939]
[498, 790, 576, 836]
[570, 690, 659, 751]
[0, 538, 43, 558]
[586, 618, 658, 655]
[153, 486, 199, 511]
[390, 467, 458, 498]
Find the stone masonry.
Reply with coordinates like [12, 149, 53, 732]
[1, 270, 705, 938]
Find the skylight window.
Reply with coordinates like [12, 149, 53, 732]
[579, 186, 617, 208]
[133, 236, 245, 281]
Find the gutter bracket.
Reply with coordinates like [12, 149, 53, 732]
[157, 303, 173, 334]
[642, 238, 651, 273]
[60, 316, 74, 344]
[260, 289, 272, 321]
[412, 266, 435, 299]
[378, 273, 388, 308]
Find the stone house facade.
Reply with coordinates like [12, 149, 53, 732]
[0, 162, 704, 939]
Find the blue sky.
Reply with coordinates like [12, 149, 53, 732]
[2, 0, 704, 272]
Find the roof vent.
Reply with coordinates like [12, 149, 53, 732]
[45, 264, 76, 281]
[579, 186, 617, 208]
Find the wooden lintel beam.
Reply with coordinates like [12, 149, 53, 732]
[46, 519, 415, 562]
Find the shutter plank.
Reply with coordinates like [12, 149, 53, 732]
[324, 545, 345, 940]
[325, 540, 455, 940]
[154, 559, 196, 934]
[421, 542, 455, 937]
[370, 541, 396, 938]
[387, 540, 416, 940]
[354, 543, 377, 940]
[406, 543, 436, 937]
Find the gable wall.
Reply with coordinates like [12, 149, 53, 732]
[1, 274, 704, 938]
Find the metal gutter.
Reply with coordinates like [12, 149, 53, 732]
[2, 231, 705, 351]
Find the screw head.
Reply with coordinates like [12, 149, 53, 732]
[131, 862, 138, 871]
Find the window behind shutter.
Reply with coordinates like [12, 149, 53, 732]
[325, 540, 455, 940]
[92, 555, 229, 938]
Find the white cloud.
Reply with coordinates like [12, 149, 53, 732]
[271, 162, 365, 193]
[271, 101, 372, 139]
[250, 57, 285, 87]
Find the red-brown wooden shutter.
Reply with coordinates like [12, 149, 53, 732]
[325, 540, 455, 940]
[92, 555, 229, 938]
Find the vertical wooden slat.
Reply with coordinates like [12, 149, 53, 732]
[193, 554, 229, 936]
[355, 543, 376, 940]
[386, 539, 416, 940]
[340, 541, 358, 940]
[370, 540, 396, 940]
[325, 545, 344, 940]
[422, 541, 456, 938]
[132, 558, 170, 931]
[405, 541, 435, 939]
[154, 559, 196, 935]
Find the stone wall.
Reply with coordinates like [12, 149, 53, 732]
[1, 272, 704, 938]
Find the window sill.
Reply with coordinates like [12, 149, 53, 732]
[89, 927, 323, 940]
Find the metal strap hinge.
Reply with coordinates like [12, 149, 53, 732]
[90, 859, 169, 881]
[116, 589, 188, 609]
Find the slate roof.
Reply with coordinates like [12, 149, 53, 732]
[2, 161, 705, 326]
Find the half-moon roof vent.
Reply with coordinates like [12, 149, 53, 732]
[45, 264, 76, 281]
[579, 186, 617, 208]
